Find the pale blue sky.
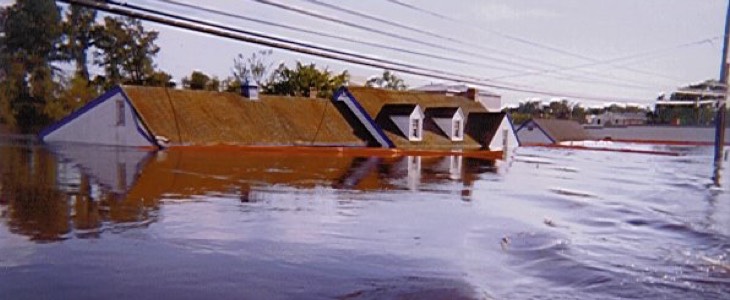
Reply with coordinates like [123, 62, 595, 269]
[3, 0, 729, 106]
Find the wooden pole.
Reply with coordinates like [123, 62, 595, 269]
[714, 0, 730, 166]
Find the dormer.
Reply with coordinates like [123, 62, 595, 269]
[425, 107, 464, 141]
[241, 75, 259, 100]
[378, 104, 424, 142]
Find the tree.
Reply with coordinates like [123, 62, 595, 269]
[571, 104, 587, 123]
[264, 62, 349, 98]
[366, 70, 407, 90]
[222, 77, 241, 93]
[547, 99, 571, 119]
[233, 49, 272, 85]
[2, 0, 63, 132]
[146, 70, 175, 87]
[44, 74, 98, 122]
[0, 7, 8, 80]
[61, 5, 97, 81]
[182, 70, 219, 91]
[94, 16, 160, 87]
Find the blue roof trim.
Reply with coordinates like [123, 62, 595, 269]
[506, 113, 521, 146]
[515, 119, 555, 144]
[333, 87, 395, 148]
[118, 87, 158, 147]
[39, 85, 157, 147]
[39, 86, 125, 141]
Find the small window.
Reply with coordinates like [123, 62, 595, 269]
[453, 120, 462, 138]
[411, 118, 420, 139]
[116, 99, 125, 126]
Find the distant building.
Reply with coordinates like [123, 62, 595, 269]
[586, 112, 648, 126]
[412, 83, 502, 112]
[515, 118, 592, 145]
[654, 79, 725, 125]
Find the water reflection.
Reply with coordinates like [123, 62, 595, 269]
[0, 142, 499, 242]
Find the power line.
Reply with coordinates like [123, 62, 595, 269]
[383, 0, 685, 81]
[494, 36, 721, 80]
[157, 0, 661, 92]
[248, 0, 549, 73]
[278, 0, 680, 89]
[59, 0, 655, 103]
[154, 0, 527, 74]
[105, 0, 525, 88]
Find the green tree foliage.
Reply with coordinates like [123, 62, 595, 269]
[146, 70, 175, 87]
[45, 75, 98, 121]
[365, 70, 407, 90]
[61, 5, 96, 81]
[93, 16, 160, 87]
[182, 71, 219, 91]
[222, 77, 241, 93]
[2, 0, 63, 133]
[264, 62, 349, 98]
[506, 99, 651, 125]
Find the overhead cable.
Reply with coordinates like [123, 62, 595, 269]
[384, 0, 684, 81]
[158, 0, 660, 91]
[59, 0, 655, 103]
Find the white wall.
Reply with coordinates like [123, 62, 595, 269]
[516, 121, 552, 145]
[489, 116, 520, 151]
[43, 92, 153, 147]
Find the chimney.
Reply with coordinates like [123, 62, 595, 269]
[241, 75, 259, 100]
[465, 87, 478, 101]
[309, 87, 318, 99]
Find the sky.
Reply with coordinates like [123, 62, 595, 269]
[3, 0, 729, 106]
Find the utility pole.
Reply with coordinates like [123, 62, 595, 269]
[714, 0, 730, 166]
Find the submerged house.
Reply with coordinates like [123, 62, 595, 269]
[41, 84, 518, 152]
[333, 86, 518, 151]
[40, 85, 365, 148]
[515, 118, 591, 145]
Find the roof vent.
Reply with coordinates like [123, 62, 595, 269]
[241, 75, 259, 100]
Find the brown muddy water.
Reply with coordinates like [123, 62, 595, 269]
[0, 136, 729, 299]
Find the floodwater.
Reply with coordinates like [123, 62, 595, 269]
[0, 137, 728, 300]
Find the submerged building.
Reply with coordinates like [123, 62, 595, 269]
[334, 86, 518, 151]
[515, 118, 591, 145]
[40, 85, 518, 152]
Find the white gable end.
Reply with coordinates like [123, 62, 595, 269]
[489, 115, 520, 151]
[389, 105, 424, 142]
[41, 89, 153, 147]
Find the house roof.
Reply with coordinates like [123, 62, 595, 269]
[378, 104, 421, 116]
[425, 107, 461, 118]
[346, 87, 498, 149]
[465, 112, 506, 146]
[122, 86, 366, 146]
[526, 118, 591, 143]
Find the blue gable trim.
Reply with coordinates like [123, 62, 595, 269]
[516, 119, 555, 144]
[333, 87, 395, 148]
[506, 113, 521, 146]
[39, 86, 124, 141]
[39, 85, 156, 147]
